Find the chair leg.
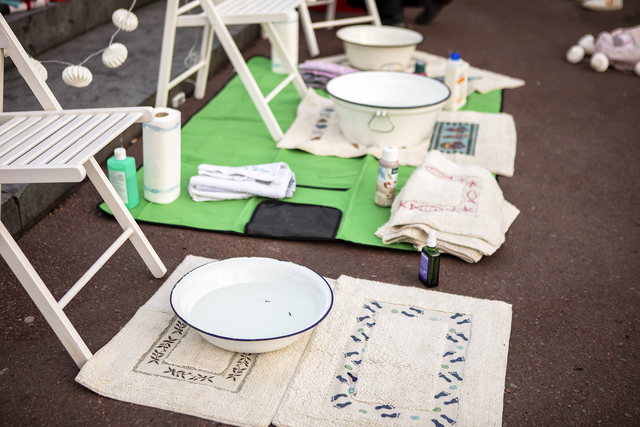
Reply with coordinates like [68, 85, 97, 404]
[262, 22, 309, 99]
[194, 24, 215, 100]
[84, 157, 167, 278]
[200, 1, 286, 141]
[298, 2, 320, 57]
[327, 0, 337, 23]
[364, 0, 382, 26]
[156, 0, 180, 108]
[0, 222, 92, 368]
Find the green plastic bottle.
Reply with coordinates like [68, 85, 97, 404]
[107, 147, 139, 209]
[419, 230, 440, 288]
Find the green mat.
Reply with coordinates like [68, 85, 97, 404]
[104, 56, 502, 251]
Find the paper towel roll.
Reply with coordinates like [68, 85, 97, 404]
[143, 108, 181, 204]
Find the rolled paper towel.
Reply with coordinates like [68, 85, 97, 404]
[143, 108, 181, 204]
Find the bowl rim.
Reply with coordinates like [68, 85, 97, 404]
[336, 25, 424, 48]
[169, 257, 334, 343]
[326, 71, 451, 109]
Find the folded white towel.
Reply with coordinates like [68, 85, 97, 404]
[375, 150, 519, 263]
[188, 162, 296, 201]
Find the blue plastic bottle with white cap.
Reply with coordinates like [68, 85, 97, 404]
[443, 52, 469, 111]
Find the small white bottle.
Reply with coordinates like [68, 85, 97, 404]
[443, 52, 469, 111]
[375, 145, 399, 207]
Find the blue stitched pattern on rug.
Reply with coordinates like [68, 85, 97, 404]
[430, 122, 479, 156]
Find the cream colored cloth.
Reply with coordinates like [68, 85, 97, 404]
[273, 275, 513, 427]
[75, 255, 313, 427]
[76, 256, 512, 427]
[277, 91, 518, 176]
[375, 151, 519, 263]
[317, 51, 526, 95]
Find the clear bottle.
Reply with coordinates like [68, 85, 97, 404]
[443, 52, 469, 111]
[375, 145, 399, 207]
[419, 230, 440, 288]
[107, 147, 139, 209]
[414, 61, 427, 76]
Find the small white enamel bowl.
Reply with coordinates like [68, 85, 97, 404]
[170, 257, 333, 353]
[337, 25, 424, 71]
[326, 71, 450, 148]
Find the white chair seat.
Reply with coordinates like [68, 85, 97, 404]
[0, 108, 153, 183]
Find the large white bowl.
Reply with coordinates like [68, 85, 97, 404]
[326, 72, 450, 148]
[337, 25, 424, 71]
[170, 258, 333, 353]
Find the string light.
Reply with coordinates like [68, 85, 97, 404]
[37, 0, 138, 88]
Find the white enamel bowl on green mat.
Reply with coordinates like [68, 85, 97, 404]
[326, 71, 450, 148]
[336, 25, 424, 71]
[170, 258, 333, 353]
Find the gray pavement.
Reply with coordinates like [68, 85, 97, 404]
[1, 1, 639, 426]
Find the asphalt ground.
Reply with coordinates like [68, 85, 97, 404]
[1, 1, 639, 426]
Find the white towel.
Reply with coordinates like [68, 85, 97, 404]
[375, 150, 519, 263]
[188, 162, 296, 201]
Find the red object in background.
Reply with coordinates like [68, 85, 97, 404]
[311, 0, 365, 13]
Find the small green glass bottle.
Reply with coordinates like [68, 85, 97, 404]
[107, 147, 139, 209]
[419, 230, 440, 288]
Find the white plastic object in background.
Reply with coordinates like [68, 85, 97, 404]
[635, 61, 640, 77]
[271, 10, 299, 74]
[102, 43, 128, 68]
[62, 65, 93, 87]
[443, 52, 469, 111]
[578, 34, 595, 55]
[112, 9, 139, 32]
[143, 108, 181, 204]
[566, 45, 585, 64]
[590, 52, 609, 73]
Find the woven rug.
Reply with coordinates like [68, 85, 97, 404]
[77, 256, 512, 427]
[277, 91, 518, 176]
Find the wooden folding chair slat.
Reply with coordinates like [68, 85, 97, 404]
[0, 116, 44, 148]
[0, 115, 75, 165]
[0, 115, 59, 158]
[68, 112, 143, 168]
[0, 14, 167, 369]
[30, 114, 109, 168]
[50, 113, 126, 165]
[14, 115, 93, 166]
[0, 116, 27, 138]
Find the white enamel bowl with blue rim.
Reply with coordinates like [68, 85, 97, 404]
[326, 71, 450, 148]
[170, 257, 333, 353]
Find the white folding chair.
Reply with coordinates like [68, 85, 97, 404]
[298, 0, 381, 57]
[0, 15, 167, 368]
[156, 0, 310, 142]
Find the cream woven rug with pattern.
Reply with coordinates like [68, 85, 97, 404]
[76, 255, 512, 427]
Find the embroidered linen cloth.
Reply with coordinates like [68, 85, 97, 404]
[188, 162, 296, 201]
[277, 91, 517, 176]
[375, 151, 519, 263]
